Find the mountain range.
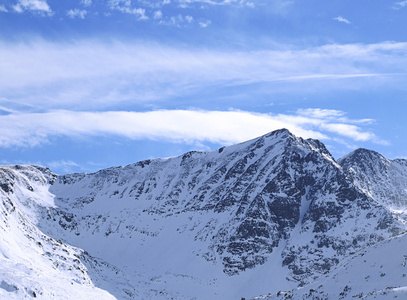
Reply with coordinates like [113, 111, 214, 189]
[1, 128, 407, 299]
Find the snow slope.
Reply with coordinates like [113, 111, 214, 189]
[0, 165, 116, 299]
[1, 129, 407, 299]
[255, 232, 407, 300]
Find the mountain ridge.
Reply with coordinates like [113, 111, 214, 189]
[1, 128, 406, 299]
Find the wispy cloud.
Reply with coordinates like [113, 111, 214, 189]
[177, 0, 260, 7]
[158, 14, 195, 26]
[321, 123, 374, 142]
[392, 1, 407, 9]
[47, 160, 80, 174]
[198, 19, 211, 27]
[67, 9, 87, 19]
[154, 10, 163, 19]
[13, 0, 52, 14]
[334, 16, 351, 24]
[178, 0, 237, 6]
[1, 40, 407, 111]
[80, 0, 261, 12]
[81, 0, 92, 7]
[297, 108, 374, 124]
[296, 108, 387, 145]
[297, 108, 345, 119]
[108, 0, 148, 19]
[0, 109, 384, 148]
[0, 5, 8, 12]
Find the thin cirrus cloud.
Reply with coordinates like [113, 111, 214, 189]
[47, 160, 81, 173]
[0, 109, 383, 148]
[1, 40, 407, 111]
[296, 108, 374, 124]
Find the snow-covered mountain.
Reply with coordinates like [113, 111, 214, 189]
[1, 129, 407, 299]
[339, 148, 407, 219]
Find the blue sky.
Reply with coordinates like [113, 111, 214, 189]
[1, 0, 407, 174]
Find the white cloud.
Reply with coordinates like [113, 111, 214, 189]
[0, 5, 8, 12]
[1, 40, 407, 111]
[175, 0, 277, 10]
[199, 19, 211, 27]
[47, 160, 80, 174]
[158, 14, 195, 26]
[108, 0, 148, 19]
[67, 9, 87, 19]
[296, 108, 374, 124]
[0, 109, 383, 148]
[293, 108, 386, 145]
[154, 10, 163, 19]
[178, 0, 249, 6]
[334, 16, 351, 24]
[321, 123, 374, 142]
[13, 0, 52, 14]
[81, 0, 92, 7]
[297, 108, 345, 119]
[393, 1, 407, 9]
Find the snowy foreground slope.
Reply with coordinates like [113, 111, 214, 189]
[1, 129, 407, 299]
[0, 166, 116, 299]
[256, 233, 407, 300]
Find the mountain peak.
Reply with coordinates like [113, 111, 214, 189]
[264, 128, 292, 138]
[237, 128, 330, 158]
[338, 148, 387, 165]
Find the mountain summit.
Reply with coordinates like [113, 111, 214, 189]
[1, 129, 406, 299]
